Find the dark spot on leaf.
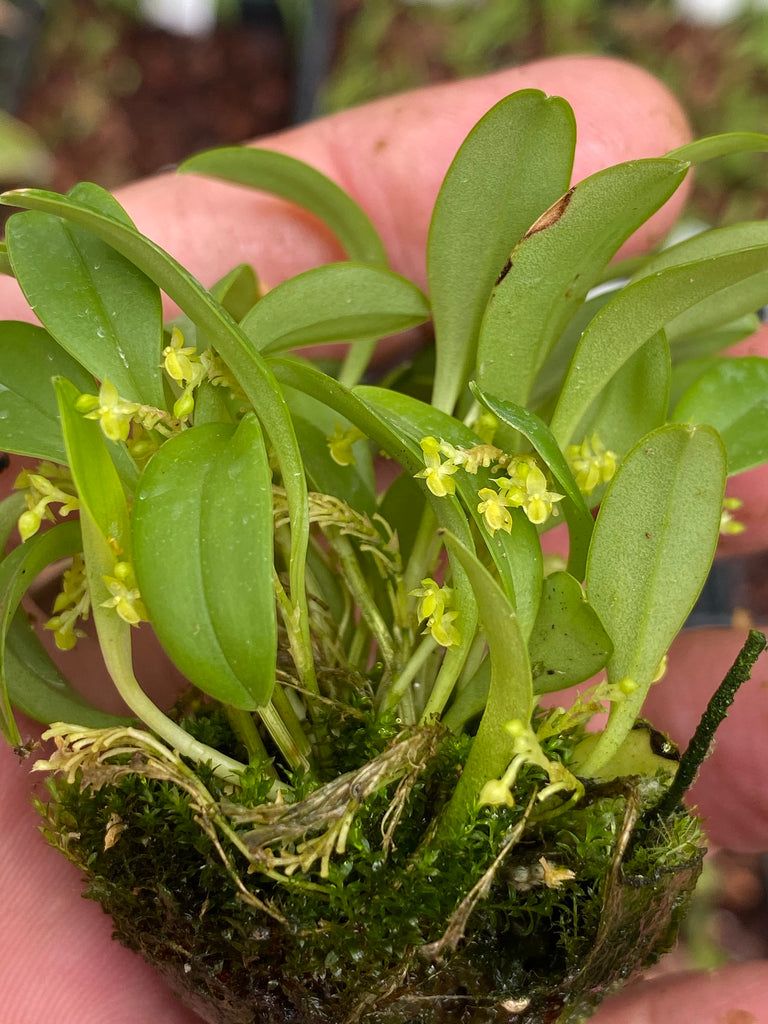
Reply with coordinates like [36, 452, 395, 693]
[494, 256, 513, 286]
[523, 187, 575, 241]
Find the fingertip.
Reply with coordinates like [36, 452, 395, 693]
[592, 961, 768, 1024]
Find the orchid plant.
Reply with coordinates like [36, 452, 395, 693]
[1, 89, 768, 1023]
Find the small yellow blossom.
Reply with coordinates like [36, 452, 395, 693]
[566, 434, 617, 496]
[720, 496, 746, 536]
[76, 381, 139, 443]
[521, 464, 564, 525]
[410, 578, 460, 647]
[470, 410, 499, 445]
[497, 457, 563, 526]
[453, 444, 504, 474]
[477, 486, 513, 535]
[14, 465, 80, 541]
[415, 436, 459, 497]
[327, 422, 366, 466]
[101, 561, 147, 626]
[45, 554, 90, 650]
[162, 326, 205, 388]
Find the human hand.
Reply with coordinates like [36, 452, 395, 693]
[1, 56, 767, 1024]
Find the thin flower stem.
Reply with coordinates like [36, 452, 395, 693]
[403, 503, 440, 596]
[331, 532, 396, 669]
[377, 634, 439, 715]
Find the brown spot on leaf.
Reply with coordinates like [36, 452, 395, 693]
[523, 187, 575, 240]
[720, 1011, 757, 1024]
[494, 255, 513, 286]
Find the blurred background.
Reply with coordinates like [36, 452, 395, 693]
[1, 0, 767, 981]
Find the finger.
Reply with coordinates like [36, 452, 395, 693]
[0, 56, 691, 324]
[0, 740, 201, 1024]
[643, 626, 768, 852]
[591, 961, 768, 1024]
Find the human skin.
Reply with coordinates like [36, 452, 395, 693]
[1, 56, 767, 1024]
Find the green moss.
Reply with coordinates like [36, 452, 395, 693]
[36, 702, 705, 1024]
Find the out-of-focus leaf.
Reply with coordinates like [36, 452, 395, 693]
[673, 356, 768, 474]
[550, 246, 768, 447]
[179, 146, 387, 267]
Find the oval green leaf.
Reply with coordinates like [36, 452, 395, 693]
[673, 356, 768, 474]
[5, 183, 165, 407]
[240, 263, 430, 353]
[132, 418, 277, 710]
[0, 321, 95, 462]
[428, 89, 576, 413]
[476, 157, 687, 408]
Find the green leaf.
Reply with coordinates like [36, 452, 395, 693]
[5, 183, 165, 407]
[0, 519, 128, 737]
[439, 529, 533, 826]
[667, 131, 768, 164]
[132, 418, 277, 710]
[470, 383, 593, 578]
[550, 246, 768, 447]
[628, 223, 768, 343]
[476, 157, 687, 408]
[528, 572, 612, 694]
[0, 186, 315, 695]
[0, 321, 95, 462]
[179, 146, 387, 267]
[572, 331, 671, 470]
[240, 263, 430, 353]
[673, 356, 768, 474]
[428, 89, 576, 412]
[5, 611, 131, 731]
[587, 423, 725, 685]
[581, 424, 726, 775]
[210, 263, 260, 321]
[55, 376, 130, 552]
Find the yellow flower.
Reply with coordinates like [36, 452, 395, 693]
[453, 444, 504, 474]
[15, 466, 80, 541]
[477, 487, 513, 535]
[566, 433, 617, 496]
[497, 458, 563, 525]
[720, 496, 746, 535]
[327, 422, 365, 466]
[162, 326, 205, 387]
[76, 381, 139, 443]
[521, 464, 564, 525]
[410, 578, 460, 647]
[101, 561, 147, 626]
[415, 436, 458, 497]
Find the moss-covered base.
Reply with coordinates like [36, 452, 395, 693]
[35, 708, 705, 1024]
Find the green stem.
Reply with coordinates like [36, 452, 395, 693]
[331, 532, 396, 668]
[226, 707, 276, 776]
[420, 644, 472, 724]
[259, 692, 310, 772]
[377, 634, 438, 715]
[652, 629, 767, 819]
[403, 503, 439, 595]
